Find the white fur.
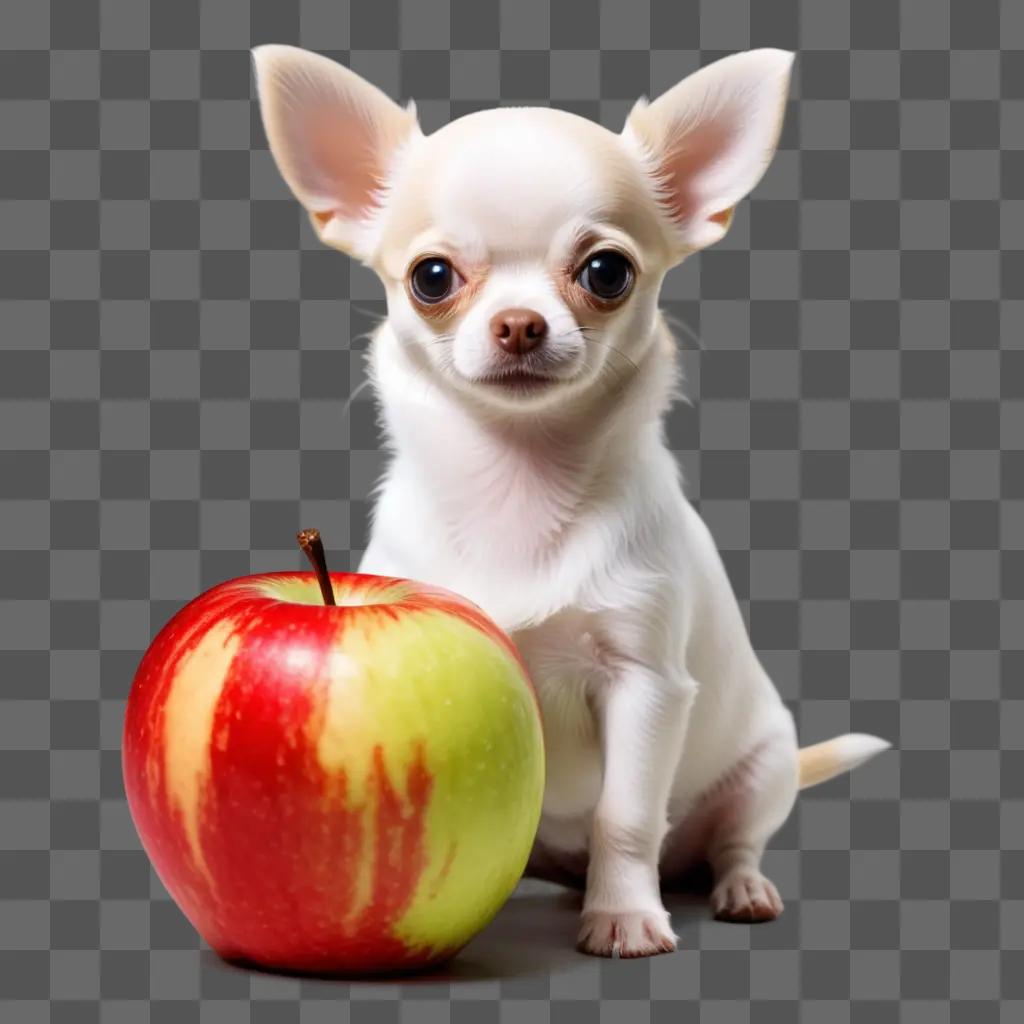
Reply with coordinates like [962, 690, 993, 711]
[254, 45, 887, 958]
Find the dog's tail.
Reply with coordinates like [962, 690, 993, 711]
[798, 733, 891, 790]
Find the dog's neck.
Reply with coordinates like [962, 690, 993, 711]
[369, 316, 681, 566]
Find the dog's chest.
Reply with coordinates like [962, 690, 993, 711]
[511, 608, 617, 692]
[509, 609, 615, 819]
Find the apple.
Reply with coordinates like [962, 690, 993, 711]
[122, 529, 545, 974]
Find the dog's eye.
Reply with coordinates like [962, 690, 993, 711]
[577, 250, 634, 302]
[410, 257, 461, 304]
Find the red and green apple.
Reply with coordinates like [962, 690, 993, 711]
[122, 530, 545, 973]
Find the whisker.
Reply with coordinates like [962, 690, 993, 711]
[581, 352, 623, 401]
[351, 303, 388, 324]
[349, 304, 390, 350]
[585, 336, 641, 377]
[340, 377, 373, 419]
[660, 309, 704, 351]
[424, 334, 457, 349]
[531, 408, 562, 449]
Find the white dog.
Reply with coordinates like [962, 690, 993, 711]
[253, 45, 889, 958]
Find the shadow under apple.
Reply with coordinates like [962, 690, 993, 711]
[201, 874, 715, 988]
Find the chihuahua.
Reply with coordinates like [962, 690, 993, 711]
[253, 45, 889, 958]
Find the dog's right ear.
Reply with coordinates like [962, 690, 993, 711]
[252, 45, 421, 261]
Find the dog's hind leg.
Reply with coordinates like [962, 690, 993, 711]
[524, 837, 588, 891]
[704, 734, 799, 923]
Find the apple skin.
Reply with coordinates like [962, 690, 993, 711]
[122, 571, 545, 974]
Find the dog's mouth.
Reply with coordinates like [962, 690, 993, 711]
[475, 370, 559, 391]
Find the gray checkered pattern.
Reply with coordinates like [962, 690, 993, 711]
[1, 0, 1019, 1018]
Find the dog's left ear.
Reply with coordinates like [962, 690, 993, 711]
[623, 49, 794, 256]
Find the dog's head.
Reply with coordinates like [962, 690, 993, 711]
[253, 46, 793, 413]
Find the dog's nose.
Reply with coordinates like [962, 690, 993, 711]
[489, 308, 548, 355]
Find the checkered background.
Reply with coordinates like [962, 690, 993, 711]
[1, 0, 1020, 1019]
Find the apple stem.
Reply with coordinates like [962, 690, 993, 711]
[296, 528, 336, 606]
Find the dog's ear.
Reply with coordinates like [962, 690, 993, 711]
[252, 45, 421, 260]
[623, 49, 794, 255]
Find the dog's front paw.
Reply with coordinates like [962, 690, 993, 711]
[711, 869, 783, 923]
[577, 908, 678, 958]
